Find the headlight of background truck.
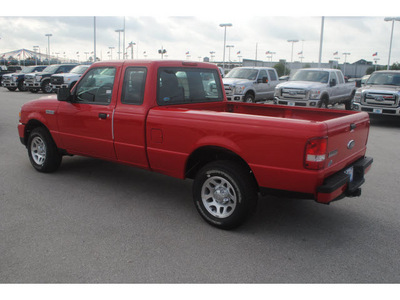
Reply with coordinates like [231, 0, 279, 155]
[35, 75, 42, 82]
[354, 91, 362, 103]
[234, 85, 246, 95]
[309, 90, 321, 99]
[12, 76, 18, 82]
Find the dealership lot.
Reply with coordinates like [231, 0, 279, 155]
[1, 88, 399, 283]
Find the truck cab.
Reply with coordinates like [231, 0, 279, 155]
[223, 67, 279, 102]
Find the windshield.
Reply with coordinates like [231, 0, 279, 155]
[21, 66, 37, 74]
[366, 72, 400, 86]
[225, 68, 259, 80]
[290, 70, 330, 83]
[70, 65, 90, 74]
[42, 65, 59, 73]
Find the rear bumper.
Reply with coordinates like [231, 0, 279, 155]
[316, 156, 373, 204]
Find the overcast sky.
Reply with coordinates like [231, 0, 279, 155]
[0, 1, 398, 66]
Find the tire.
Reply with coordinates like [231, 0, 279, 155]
[345, 91, 355, 110]
[18, 80, 27, 92]
[7, 87, 17, 91]
[41, 80, 53, 93]
[30, 89, 39, 93]
[318, 96, 329, 108]
[243, 92, 255, 103]
[27, 127, 62, 173]
[193, 160, 258, 229]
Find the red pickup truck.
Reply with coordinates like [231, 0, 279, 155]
[18, 60, 373, 229]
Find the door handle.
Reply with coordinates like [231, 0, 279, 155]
[98, 113, 108, 119]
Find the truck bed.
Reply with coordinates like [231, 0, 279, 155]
[146, 101, 370, 199]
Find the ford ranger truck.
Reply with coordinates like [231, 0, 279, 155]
[274, 68, 356, 110]
[18, 60, 373, 229]
[24, 64, 78, 93]
[353, 70, 400, 116]
[223, 67, 279, 102]
[50, 65, 90, 92]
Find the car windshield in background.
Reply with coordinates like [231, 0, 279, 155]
[366, 73, 400, 86]
[21, 66, 38, 73]
[225, 68, 259, 80]
[42, 65, 59, 73]
[70, 65, 90, 74]
[290, 70, 330, 83]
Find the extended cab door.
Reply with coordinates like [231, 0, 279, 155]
[254, 69, 270, 100]
[56, 66, 118, 159]
[112, 66, 150, 169]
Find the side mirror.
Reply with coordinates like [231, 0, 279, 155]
[355, 79, 361, 88]
[57, 87, 72, 102]
[330, 78, 337, 87]
[257, 76, 269, 83]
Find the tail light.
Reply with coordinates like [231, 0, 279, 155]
[304, 137, 328, 170]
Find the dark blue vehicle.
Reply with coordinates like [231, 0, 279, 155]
[2, 65, 47, 91]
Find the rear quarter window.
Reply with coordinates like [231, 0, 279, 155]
[157, 67, 223, 105]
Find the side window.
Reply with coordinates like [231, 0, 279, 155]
[268, 69, 277, 81]
[258, 70, 267, 81]
[336, 71, 344, 84]
[330, 71, 338, 84]
[121, 67, 147, 105]
[157, 68, 223, 105]
[75, 67, 116, 105]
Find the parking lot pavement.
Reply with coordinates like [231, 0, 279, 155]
[1, 88, 400, 284]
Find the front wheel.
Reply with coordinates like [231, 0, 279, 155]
[193, 161, 258, 229]
[243, 93, 255, 103]
[27, 127, 62, 173]
[41, 80, 53, 93]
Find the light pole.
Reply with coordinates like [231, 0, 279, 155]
[115, 29, 124, 60]
[33, 46, 39, 65]
[219, 23, 232, 70]
[128, 42, 136, 59]
[287, 39, 299, 71]
[343, 52, 351, 76]
[226, 45, 234, 62]
[158, 46, 167, 59]
[108, 46, 115, 60]
[384, 17, 400, 70]
[45, 33, 52, 65]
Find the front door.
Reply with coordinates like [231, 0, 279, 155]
[57, 66, 118, 160]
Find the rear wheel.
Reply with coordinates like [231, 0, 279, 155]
[193, 161, 258, 229]
[7, 87, 17, 91]
[27, 127, 62, 173]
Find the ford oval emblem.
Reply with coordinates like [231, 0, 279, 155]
[347, 140, 355, 150]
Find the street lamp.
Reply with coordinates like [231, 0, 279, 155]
[384, 17, 400, 70]
[343, 52, 351, 76]
[108, 46, 115, 60]
[45, 33, 52, 65]
[287, 39, 299, 70]
[128, 42, 136, 59]
[33, 46, 40, 65]
[219, 23, 232, 70]
[226, 45, 234, 62]
[158, 46, 167, 59]
[115, 29, 124, 60]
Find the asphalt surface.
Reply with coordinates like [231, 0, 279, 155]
[1, 88, 399, 284]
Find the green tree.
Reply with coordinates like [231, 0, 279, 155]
[273, 62, 291, 77]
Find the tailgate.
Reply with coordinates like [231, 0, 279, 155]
[323, 111, 370, 177]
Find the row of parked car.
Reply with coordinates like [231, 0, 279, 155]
[1, 64, 90, 93]
[3, 62, 400, 117]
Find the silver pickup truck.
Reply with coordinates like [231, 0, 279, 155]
[274, 68, 356, 110]
[353, 70, 400, 116]
[223, 67, 279, 102]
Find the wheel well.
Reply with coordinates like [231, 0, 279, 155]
[23, 120, 47, 146]
[185, 146, 258, 188]
[245, 90, 255, 97]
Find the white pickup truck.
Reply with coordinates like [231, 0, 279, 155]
[353, 70, 400, 116]
[274, 68, 356, 110]
[223, 67, 279, 102]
